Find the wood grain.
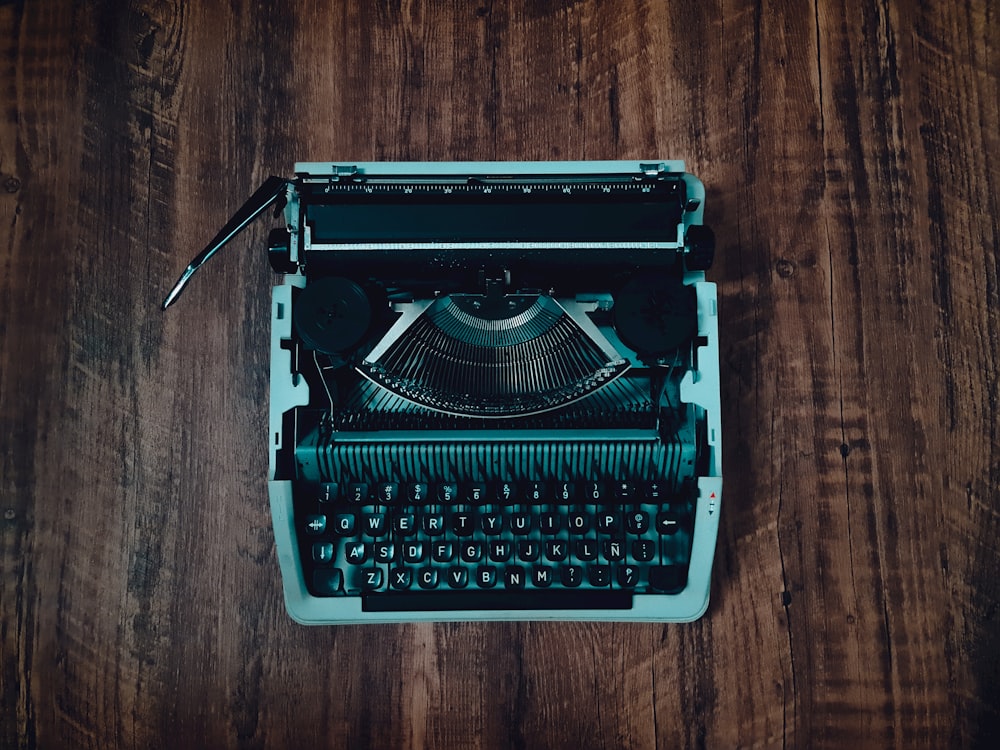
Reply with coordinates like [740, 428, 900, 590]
[1, 1, 997, 747]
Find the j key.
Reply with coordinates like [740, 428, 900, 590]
[319, 482, 339, 503]
[377, 482, 400, 505]
[656, 511, 684, 536]
[524, 482, 546, 503]
[437, 483, 459, 503]
[588, 565, 611, 587]
[626, 511, 650, 534]
[408, 482, 430, 504]
[517, 541, 540, 562]
[347, 483, 368, 504]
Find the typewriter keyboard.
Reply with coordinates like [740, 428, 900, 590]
[296, 479, 694, 611]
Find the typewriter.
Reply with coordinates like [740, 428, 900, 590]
[164, 161, 722, 624]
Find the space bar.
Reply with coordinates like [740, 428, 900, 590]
[362, 590, 633, 612]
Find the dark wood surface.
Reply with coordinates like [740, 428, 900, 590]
[2, 1, 998, 747]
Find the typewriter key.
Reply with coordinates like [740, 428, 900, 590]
[293, 276, 372, 355]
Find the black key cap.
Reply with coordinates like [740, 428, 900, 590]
[476, 565, 497, 588]
[362, 590, 634, 611]
[568, 512, 590, 533]
[408, 482, 430, 504]
[319, 482, 340, 503]
[359, 567, 383, 591]
[532, 565, 554, 587]
[465, 483, 487, 504]
[613, 481, 635, 500]
[495, 481, 518, 503]
[524, 482, 546, 503]
[451, 512, 475, 536]
[539, 513, 561, 534]
[304, 514, 326, 535]
[312, 568, 343, 595]
[575, 540, 598, 561]
[517, 541, 540, 562]
[481, 513, 503, 535]
[417, 567, 439, 589]
[447, 567, 469, 589]
[489, 541, 512, 562]
[437, 483, 459, 503]
[632, 539, 656, 562]
[312, 542, 334, 564]
[645, 481, 666, 501]
[421, 514, 446, 536]
[560, 565, 583, 587]
[596, 511, 619, 533]
[617, 564, 639, 588]
[347, 483, 368, 504]
[393, 513, 416, 536]
[626, 511, 649, 534]
[588, 564, 611, 587]
[344, 542, 368, 564]
[554, 481, 575, 502]
[389, 568, 411, 590]
[584, 481, 604, 502]
[656, 511, 683, 536]
[545, 540, 568, 562]
[648, 564, 688, 593]
[461, 541, 483, 562]
[377, 482, 400, 505]
[373, 542, 394, 563]
[402, 542, 424, 563]
[332, 513, 356, 536]
[601, 539, 625, 561]
[504, 566, 527, 589]
[510, 512, 532, 534]
[363, 513, 387, 537]
[431, 542, 454, 563]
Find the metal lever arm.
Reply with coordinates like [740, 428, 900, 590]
[161, 175, 289, 310]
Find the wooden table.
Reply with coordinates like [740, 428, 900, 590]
[2, 1, 997, 747]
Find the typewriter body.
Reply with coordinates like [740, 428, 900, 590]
[166, 161, 722, 624]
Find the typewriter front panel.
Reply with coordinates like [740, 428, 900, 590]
[268, 162, 722, 624]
